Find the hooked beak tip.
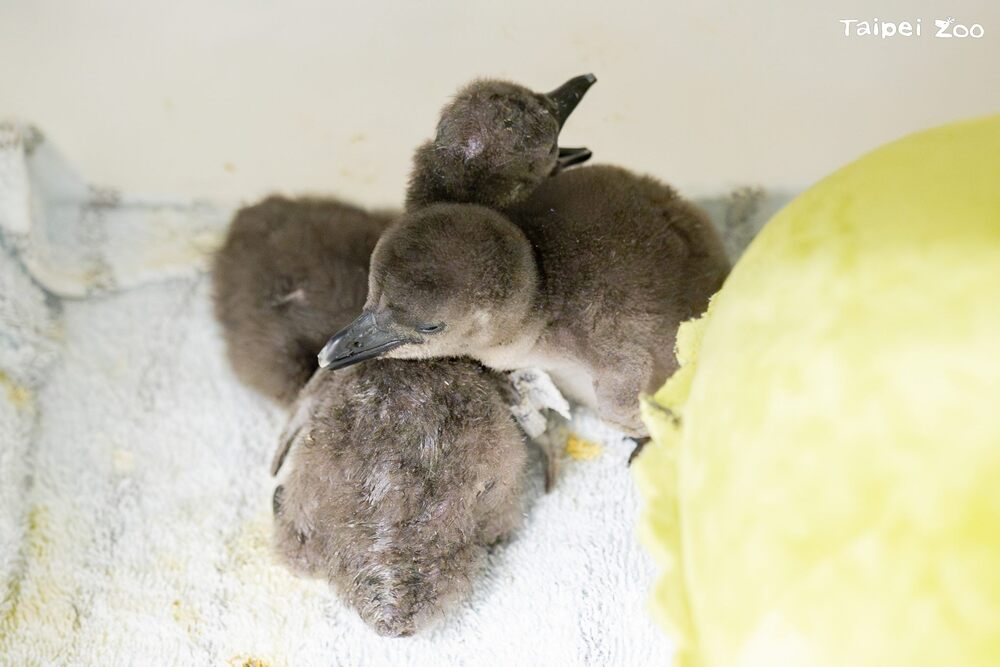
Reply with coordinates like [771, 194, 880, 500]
[547, 73, 598, 129]
[317, 336, 341, 369]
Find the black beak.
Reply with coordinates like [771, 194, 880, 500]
[554, 146, 593, 173]
[318, 312, 409, 370]
[546, 73, 597, 129]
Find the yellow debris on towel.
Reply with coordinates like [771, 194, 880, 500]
[564, 434, 602, 461]
[0, 504, 78, 646]
[171, 598, 202, 638]
[0, 370, 32, 409]
[227, 656, 271, 667]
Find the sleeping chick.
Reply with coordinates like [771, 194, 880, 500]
[211, 196, 391, 404]
[212, 195, 529, 636]
[271, 359, 526, 637]
[318, 166, 730, 437]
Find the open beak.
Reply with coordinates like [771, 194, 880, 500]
[318, 311, 410, 370]
[554, 146, 593, 173]
[546, 73, 597, 129]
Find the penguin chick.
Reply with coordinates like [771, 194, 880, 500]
[406, 74, 596, 211]
[271, 359, 527, 637]
[211, 196, 392, 404]
[319, 166, 731, 436]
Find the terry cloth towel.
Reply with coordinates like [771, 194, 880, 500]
[0, 121, 791, 666]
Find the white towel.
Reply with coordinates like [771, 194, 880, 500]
[0, 122, 789, 666]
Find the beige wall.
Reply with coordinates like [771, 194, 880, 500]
[2, 0, 997, 206]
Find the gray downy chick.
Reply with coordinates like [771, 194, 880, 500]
[319, 166, 731, 437]
[212, 195, 529, 635]
[211, 196, 391, 405]
[406, 74, 596, 211]
[271, 359, 526, 637]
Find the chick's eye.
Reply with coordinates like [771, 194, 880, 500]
[417, 323, 444, 334]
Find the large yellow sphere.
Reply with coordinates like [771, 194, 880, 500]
[635, 116, 1000, 667]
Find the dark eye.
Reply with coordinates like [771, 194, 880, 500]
[417, 323, 444, 334]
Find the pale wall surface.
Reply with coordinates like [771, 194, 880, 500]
[2, 0, 998, 206]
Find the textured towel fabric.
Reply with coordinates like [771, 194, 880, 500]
[0, 123, 783, 666]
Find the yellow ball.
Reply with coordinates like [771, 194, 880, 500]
[635, 115, 1000, 667]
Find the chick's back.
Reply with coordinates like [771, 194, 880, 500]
[274, 358, 526, 637]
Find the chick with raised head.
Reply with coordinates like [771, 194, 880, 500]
[212, 196, 391, 404]
[319, 165, 731, 437]
[407, 74, 596, 211]
[271, 359, 526, 637]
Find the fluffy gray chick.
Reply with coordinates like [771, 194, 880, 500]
[211, 196, 391, 404]
[272, 359, 527, 637]
[319, 165, 730, 436]
[407, 74, 596, 210]
[211, 195, 529, 636]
